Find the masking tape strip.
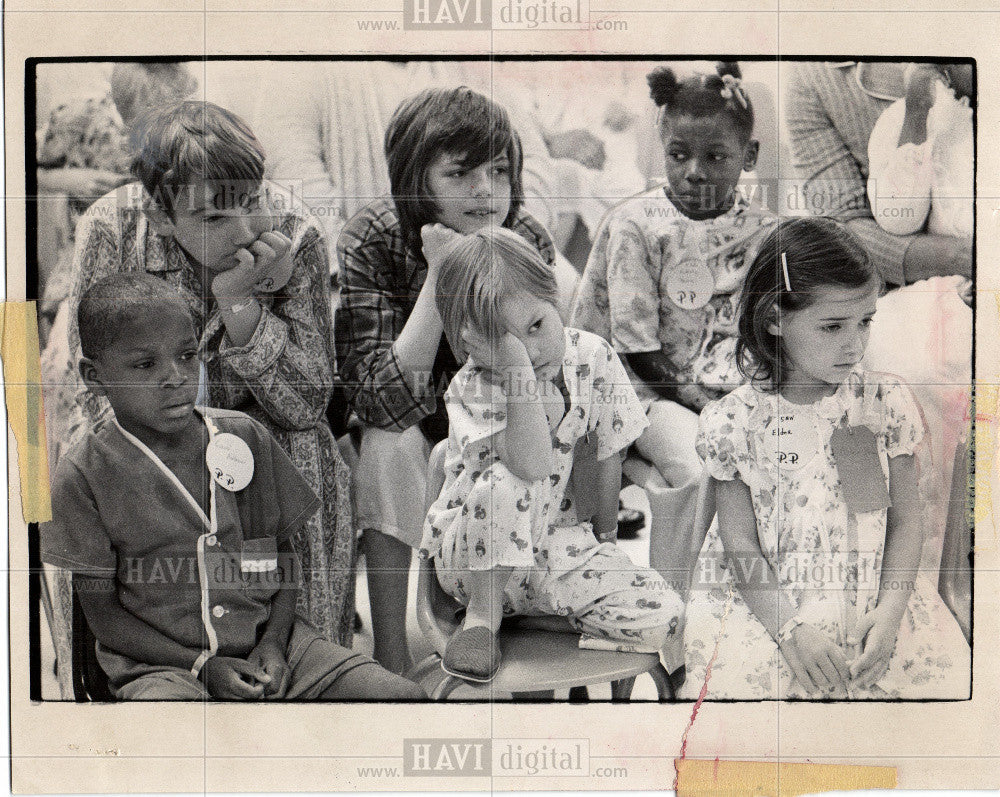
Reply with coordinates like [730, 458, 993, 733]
[1, 302, 52, 522]
[974, 379, 997, 534]
[675, 759, 896, 797]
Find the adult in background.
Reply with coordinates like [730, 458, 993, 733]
[251, 61, 407, 273]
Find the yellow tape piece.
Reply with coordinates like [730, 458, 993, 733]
[974, 297, 1000, 541]
[1, 302, 52, 522]
[675, 759, 896, 797]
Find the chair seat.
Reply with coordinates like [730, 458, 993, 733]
[417, 441, 678, 701]
[444, 628, 660, 694]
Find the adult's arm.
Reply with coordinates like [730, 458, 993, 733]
[253, 64, 342, 267]
[784, 63, 911, 287]
[866, 98, 932, 237]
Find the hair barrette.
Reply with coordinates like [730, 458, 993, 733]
[781, 252, 792, 292]
[720, 74, 748, 109]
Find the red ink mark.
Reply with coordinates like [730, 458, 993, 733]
[674, 585, 736, 793]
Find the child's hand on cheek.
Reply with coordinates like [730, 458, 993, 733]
[200, 655, 266, 700]
[461, 328, 532, 378]
[213, 230, 294, 302]
[460, 326, 499, 373]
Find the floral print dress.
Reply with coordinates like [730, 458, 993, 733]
[572, 188, 776, 413]
[420, 328, 684, 650]
[682, 370, 970, 699]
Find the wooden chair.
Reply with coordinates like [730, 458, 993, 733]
[410, 441, 711, 701]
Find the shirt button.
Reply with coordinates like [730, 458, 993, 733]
[206, 535, 218, 546]
[212, 605, 226, 618]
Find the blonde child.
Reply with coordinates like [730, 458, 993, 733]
[420, 227, 683, 682]
[683, 218, 970, 699]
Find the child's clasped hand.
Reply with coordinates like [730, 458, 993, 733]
[849, 604, 901, 689]
[247, 640, 292, 698]
[778, 621, 851, 694]
[200, 642, 291, 700]
[779, 611, 901, 694]
[420, 223, 463, 279]
[199, 655, 267, 700]
[217, 228, 295, 297]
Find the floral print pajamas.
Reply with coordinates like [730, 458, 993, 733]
[420, 328, 684, 654]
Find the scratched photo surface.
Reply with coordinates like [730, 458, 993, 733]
[5, 12, 997, 790]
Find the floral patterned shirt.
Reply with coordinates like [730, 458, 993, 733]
[420, 328, 649, 564]
[65, 182, 335, 436]
[572, 187, 776, 412]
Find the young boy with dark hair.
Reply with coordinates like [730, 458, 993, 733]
[42, 273, 425, 701]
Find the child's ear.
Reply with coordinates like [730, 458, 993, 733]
[766, 305, 782, 337]
[78, 357, 108, 397]
[743, 139, 760, 172]
[142, 200, 177, 238]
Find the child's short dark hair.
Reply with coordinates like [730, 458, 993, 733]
[384, 86, 525, 254]
[129, 100, 265, 218]
[736, 217, 881, 387]
[435, 227, 558, 363]
[78, 272, 193, 360]
[646, 61, 755, 141]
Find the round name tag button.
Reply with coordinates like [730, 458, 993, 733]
[666, 260, 715, 310]
[206, 433, 255, 492]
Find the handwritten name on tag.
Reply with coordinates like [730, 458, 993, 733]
[761, 411, 818, 471]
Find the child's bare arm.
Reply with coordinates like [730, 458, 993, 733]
[714, 477, 850, 693]
[76, 576, 204, 672]
[589, 446, 624, 543]
[714, 478, 790, 637]
[256, 540, 299, 651]
[391, 224, 457, 382]
[879, 454, 922, 616]
[247, 540, 299, 698]
[852, 454, 922, 686]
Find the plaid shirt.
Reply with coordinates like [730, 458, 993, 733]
[335, 198, 555, 434]
[785, 62, 911, 287]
